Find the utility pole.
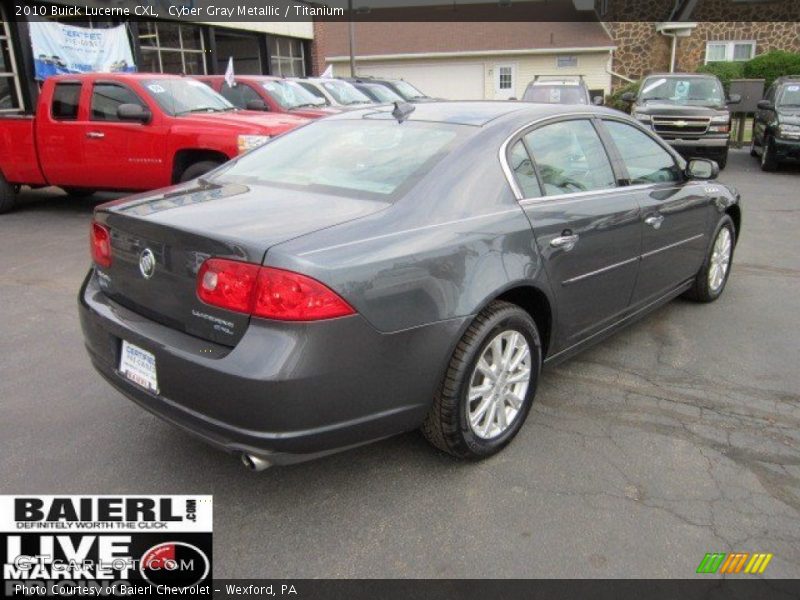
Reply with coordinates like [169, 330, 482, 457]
[348, 0, 356, 77]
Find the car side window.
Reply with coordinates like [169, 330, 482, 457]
[52, 82, 81, 120]
[765, 85, 776, 103]
[508, 140, 541, 198]
[523, 119, 615, 195]
[220, 83, 264, 110]
[603, 120, 682, 184]
[90, 84, 145, 121]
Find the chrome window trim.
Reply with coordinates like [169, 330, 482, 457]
[498, 112, 685, 204]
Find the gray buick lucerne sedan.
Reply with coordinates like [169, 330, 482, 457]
[79, 101, 741, 469]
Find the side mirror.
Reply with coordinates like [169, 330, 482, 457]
[246, 99, 267, 111]
[592, 95, 604, 106]
[620, 91, 636, 103]
[757, 99, 774, 110]
[727, 93, 741, 105]
[686, 158, 719, 180]
[117, 103, 151, 123]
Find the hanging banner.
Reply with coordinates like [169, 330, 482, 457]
[29, 21, 136, 80]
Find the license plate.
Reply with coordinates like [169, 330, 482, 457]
[119, 340, 159, 394]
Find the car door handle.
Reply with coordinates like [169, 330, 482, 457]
[645, 214, 664, 229]
[86, 131, 105, 139]
[550, 234, 579, 251]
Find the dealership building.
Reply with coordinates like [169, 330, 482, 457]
[0, 1, 313, 113]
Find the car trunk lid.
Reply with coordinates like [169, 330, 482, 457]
[95, 181, 388, 346]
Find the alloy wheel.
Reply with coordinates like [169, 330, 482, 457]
[708, 227, 732, 292]
[466, 330, 531, 439]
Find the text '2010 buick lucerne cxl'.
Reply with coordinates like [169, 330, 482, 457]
[79, 101, 741, 470]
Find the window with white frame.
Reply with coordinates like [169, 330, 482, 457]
[705, 41, 756, 63]
[498, 66, 513, 90]
[0, 8, 24, 112]
[268, 36, 305, 77]
[557, 55, 578, 68]
[138, 22, 207, 75]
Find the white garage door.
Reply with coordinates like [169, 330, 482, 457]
[356, 62, 485, 100]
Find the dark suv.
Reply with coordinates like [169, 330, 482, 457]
[751, 75, 800, 171]
[521, 75, 602, 106]
[622, 73, 740, 169]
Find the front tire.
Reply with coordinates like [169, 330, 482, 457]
[685, 215, 735, 303]
[422, 301, 541, 459]
[761, 135, 779, 171]
[179, 160, 223, 183]
[0, 172, 17, 214]
[715, 148, 728, 170]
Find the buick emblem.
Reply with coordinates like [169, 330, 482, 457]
[139, 248, 156, 279]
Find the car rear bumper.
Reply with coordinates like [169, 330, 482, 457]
[79, 270, 466, 465]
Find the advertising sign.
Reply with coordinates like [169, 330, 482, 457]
[1, 495, 213, 597]
[29, 21, 136, 80]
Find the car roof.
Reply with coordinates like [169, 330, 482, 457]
[198, 75, 283, 82]
[326, 100, 620, 128]
[49, 72, 190, 82]
[644, 72, 719, 79]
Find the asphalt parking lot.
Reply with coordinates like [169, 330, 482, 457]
[1, 149, 799, 579]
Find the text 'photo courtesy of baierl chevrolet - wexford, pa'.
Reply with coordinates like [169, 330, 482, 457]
[1, 0, 800, 598]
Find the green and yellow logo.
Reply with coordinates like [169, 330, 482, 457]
[696, 552, 773, 575]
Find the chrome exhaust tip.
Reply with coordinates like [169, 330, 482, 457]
[240, 453, 271, 472]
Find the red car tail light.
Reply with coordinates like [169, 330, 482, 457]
[197, 258, 260, 314]
[253, 267, 355, 321]
[90, 221, 112, 268]
[196, 259, 355, 322]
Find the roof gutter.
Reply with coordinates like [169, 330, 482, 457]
[326, 46, 617, 62]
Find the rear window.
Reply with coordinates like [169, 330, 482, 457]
[52, 82, 81, 120]
[523, 85, 587, 104]
[216, 120, 465, 197]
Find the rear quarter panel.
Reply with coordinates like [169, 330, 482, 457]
[265, 126, 554, 334]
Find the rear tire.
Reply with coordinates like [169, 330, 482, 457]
[62, 187, 95, 198]
[760, 135, 779, 172]
[0, 172, 17, 214]
[179, 160, 222, 183]
[684, 215, 735, 303]
[422, 301, 541, 459]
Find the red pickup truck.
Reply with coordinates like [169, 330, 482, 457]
[0, 73, 309, 213]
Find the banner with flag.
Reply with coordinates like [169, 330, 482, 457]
[224, 57, 236, 87]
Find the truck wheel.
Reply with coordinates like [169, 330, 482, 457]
[761, 136, 779, 172]
[179, 161, 222, 183]
[0, 172, 17, 214]
[715, 149, 728, 170]
[62, 187, 95, 198]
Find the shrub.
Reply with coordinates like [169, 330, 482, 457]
[697, 62, 744, 93]
[742, 51, 800, 88]
[606, 80, 640, 113]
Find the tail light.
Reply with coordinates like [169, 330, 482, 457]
[197, 258, 355, 321]
[90, 221, 112, 268]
